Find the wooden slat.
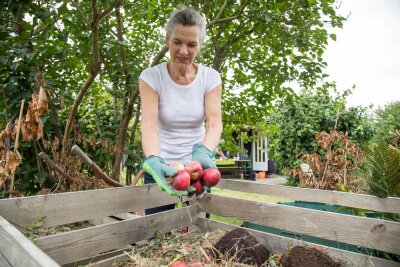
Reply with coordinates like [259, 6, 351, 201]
[196, 194, 400, 254]
[37, 205, 199, 265]
[63, 247, 132, 267]
[0, 184, 185, 229]
[217, 179, 400, 214]
[0, 216, 59, 267]
[195, 218, 400, 267]
[86, 253, 130, 267]
[0, 251, 12, 267]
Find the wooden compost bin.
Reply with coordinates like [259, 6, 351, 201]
[1, 179, 400, 267]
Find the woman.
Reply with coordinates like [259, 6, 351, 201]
[139, 7, 222, 212]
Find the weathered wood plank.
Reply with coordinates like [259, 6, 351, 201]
[62, 247, 132, 267]
[196, 194, 400, 254]
[196, 218, 400, 267]
[217, 179, 400, 214]
[38, 205, 199, 265]
[0, 251, 12, 267]
[86, 253, 130, 267]
[0, 216, 59, 267]
[0, 184, 186, 229]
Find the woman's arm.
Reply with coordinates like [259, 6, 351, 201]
[139, 79, 160, 157]
[216, 149, 227, 159]
[202, 84, 223, 151]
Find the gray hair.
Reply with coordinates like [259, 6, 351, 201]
[165, 7, 206, 45]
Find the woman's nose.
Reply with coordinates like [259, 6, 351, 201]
[179, 44, 188, 55]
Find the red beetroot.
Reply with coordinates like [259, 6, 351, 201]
[172, 170, 190, 190]
[202, 168, 221, 187]
[170, 261, 188, 267]
[169, 162, 184, 171]
[191, 180, 204, 194]
[185, 160, 203, 182]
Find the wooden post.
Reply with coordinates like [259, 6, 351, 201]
[0, 216, 59, 266]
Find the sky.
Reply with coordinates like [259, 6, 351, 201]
[323, 0, 400, 108]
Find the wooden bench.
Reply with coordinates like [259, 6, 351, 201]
[0, 180, 399, 266]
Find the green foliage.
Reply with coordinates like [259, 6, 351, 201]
[206, 0, 346, 149]
[1, 0, 346, 195]
[372, 101, 400, 144]
[269, 84, 374, 172]
[362, 139, 400, 198]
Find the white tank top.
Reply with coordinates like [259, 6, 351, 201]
[139, 62, 221, 165]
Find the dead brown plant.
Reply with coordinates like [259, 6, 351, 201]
[289, 130, 364, 191]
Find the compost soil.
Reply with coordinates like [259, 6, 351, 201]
[212, 228, 271, 266]
[284, 245, 342, 267]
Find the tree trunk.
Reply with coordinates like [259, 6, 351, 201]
[62, 0, 101, 159]
[110, 47, 168, 179]
[61, 0, 122, 159]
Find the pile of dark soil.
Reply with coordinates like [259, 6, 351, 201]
[285, 246, 342, 267]
[212, 228, 271, 266]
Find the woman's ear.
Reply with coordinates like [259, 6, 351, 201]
[165, 38, 170, 48]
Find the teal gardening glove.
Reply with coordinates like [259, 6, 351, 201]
[192, 144, 218, 198]
[142, 156, 188, 197]
[192, 144, 217, 170]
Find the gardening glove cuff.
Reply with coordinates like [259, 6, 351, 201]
[192, 144, 217, 170]
[142, 155, 188, 196]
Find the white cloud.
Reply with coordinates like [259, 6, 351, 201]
[324, 0, 400, 108]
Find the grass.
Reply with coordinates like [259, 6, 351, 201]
[209, 187, 293, 226]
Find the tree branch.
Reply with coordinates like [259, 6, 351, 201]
[207, 0, 250, 28]
[110, 7, 132, 179]
[70, 0, 90, 29]
[105, 87, 124, 99]
[207, 0, 228, 27]
[98, 0, 123, 23]
[151, 46, 169, 66]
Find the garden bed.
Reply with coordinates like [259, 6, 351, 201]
[0, 179, 399, 266]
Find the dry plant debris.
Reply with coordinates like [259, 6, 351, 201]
[289, 130, 364, 191]
[26, 220, 93, 240]
[113, 229, 266, 267]
[0, 84, 48, 192]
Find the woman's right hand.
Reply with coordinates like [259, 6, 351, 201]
[142, 156, 188, 197]
[192, 144, 217, 169]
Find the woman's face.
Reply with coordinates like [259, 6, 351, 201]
[167, 24, 201, 68]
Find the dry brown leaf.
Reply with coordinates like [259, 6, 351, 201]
[38, 86, 48, 115]
[0, 165, 8, 187]
[0, 130, 6, 141]
[7, 151, 21, 174]
[26, 93, 39, 123]
[4, 121, 12, 136]
[0, 149, 5, 161]
[36, 118, 44, 140]
[21, 120, 29, 141]
[12, 119, 21, 141]
[274, 252, 284, 265]
[42, 138, 51, 149]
